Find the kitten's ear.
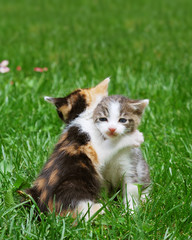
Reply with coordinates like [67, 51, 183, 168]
[44, 96, 67, 108]
[92, 77, 110, 96]
[44, 96, 55, 104]
[131, 99, 149, 115]
[44, 96, 68, 122]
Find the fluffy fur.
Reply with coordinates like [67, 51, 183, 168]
[26, 78, 110, 220]
[25, 81, 150, 220]
[93, 95, 151, 210]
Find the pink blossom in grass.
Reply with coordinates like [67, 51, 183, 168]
[16, 66, 22, 71]
[34, 67, 48, 72]
[43, 67, 48, 71]
[34, 67, 44, 72]
[0, 60, 10, 73]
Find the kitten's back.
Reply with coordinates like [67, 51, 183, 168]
[25, 78, 110, 219]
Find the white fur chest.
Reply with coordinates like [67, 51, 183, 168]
[101, 149, 133, 188]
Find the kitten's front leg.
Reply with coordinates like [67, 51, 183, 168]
[113, 130, 144, 151]
[123, 182, 139, 211]
[99, 130, 144, 162]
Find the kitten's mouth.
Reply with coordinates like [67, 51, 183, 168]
[106, 132, 118, 137]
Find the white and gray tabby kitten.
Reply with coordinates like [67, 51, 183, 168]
[93, 95, 150, 210]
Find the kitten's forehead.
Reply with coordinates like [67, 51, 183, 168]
[119, 101, 135, 115]
[101, 95, 135, 116]
[109, 101, 120, 119]
[94, 94, 149, 120]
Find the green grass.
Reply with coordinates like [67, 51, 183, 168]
[0, 0, 192, 239]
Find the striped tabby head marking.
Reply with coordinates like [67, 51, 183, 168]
[93, 95, 149, 139]
[44, 78, 110, 123]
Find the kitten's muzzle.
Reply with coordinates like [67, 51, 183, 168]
[109, 128, 116, 134]
[107, 128, 118, 137]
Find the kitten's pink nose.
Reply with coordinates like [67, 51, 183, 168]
[108, 128, 116, 134]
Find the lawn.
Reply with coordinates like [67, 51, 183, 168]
[0, 0, 192, 239]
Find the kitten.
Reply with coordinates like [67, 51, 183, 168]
[26, 78, 110, 220]
[93, 95, 150, 210]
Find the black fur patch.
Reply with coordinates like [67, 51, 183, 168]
[67, 126, 90, 146]
[25, 187, 40, 205]
[26, 125, 99, 214]
[54, 97, 68, 108]
[66, 94, 88, 123]
[50, 152, 100, 210]
[57, 110, 64, 121]
[54, 90, 88, 124]
[54, 125, 90, 152]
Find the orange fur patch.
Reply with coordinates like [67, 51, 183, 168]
[89, 78, 109, 100]
[58, 91, 82, 120]
[81, 89, 92, 106]
[81, 143, 98, 164]
[44, 159, 54, 170]
[47, 200, 78, 219]
[58, 132, 68, 145]
[59, 144, 78, 154]
[58, 141, 98, 165]
[60, 209, 77, 219]
[59, 105, 71, 120]
[48, 199, 61, 213]
[35, 177, 46, 191]
[40, 190, 47, 202]
[48, 198, 54, 212]
[79, 162, 88, 168]
[48, 169, 59, 185]
[68, 92, 79, 106]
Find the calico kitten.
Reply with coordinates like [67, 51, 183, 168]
[26, 78, 110, 220]
[93, 95, 150, 210]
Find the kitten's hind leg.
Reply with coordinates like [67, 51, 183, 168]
[140, 185, 151, 203]
[76, 200, 104, 221]
[123, 182, 139, 211]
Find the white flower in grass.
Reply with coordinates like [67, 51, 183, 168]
[0, 60, 10, 73]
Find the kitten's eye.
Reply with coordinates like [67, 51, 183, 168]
[99, 117, 108, 122]
[119, 118, 127, 123]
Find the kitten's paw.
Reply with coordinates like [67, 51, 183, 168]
[132, 130, 144, 147]
[77, 201, 104, 221]
[124, 197, 137, 213]
[91, 203, 105, 215]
